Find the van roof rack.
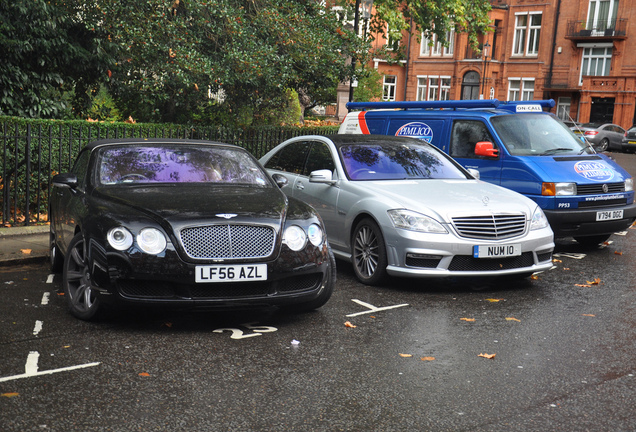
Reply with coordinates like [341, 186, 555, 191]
[346, 99, 556, 112]
[346, 99, 500, 111]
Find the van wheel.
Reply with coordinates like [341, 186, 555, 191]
[352, 219, 387, 285]
[574, 234, 611, 247]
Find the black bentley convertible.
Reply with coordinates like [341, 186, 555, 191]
[50, 139, 335, 320]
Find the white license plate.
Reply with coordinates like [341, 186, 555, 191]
[596, 210, 623, 221]
[473, 244, 521, 259]
[195, 264, 267, 283]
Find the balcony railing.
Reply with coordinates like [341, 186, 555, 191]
[566, 18, 627, 39]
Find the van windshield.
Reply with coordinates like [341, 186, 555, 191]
[491, 114, 595, 156]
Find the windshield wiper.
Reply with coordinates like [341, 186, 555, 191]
[540, 148, 574, 156]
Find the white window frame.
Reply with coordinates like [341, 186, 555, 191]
[579, 43, 612, 85]
[383, 75, 397, 101]
[420, 29, 454, 57]
[386, 25, 400, 51]
[512, 12, 542, 57]
[416, 76, 427, 101]
[557, 97, 572, 121]
[416, 75, 451, 101]
[587, 0, 619, 33]
[508, 78, 535, 101]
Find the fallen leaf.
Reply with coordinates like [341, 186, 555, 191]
[614, 251, 623, 255]
[552, 259, 562, 263]
[505, 317, 521, 322]
[1, 392, 19, 398]
[399, 353, 413, 358]
[582, 314, 596, 317]
[478, 353, 496, 359]
[57, 292, 65, 296]
[139, 372, 150, 377]
[344, 321, 357, 328]
[485, 298, 503, 303]
[460, 318, 476, 322]
[420, 356, 436, 361]
[586, 278, 601, 285]
[20, 249, 32, 254]
[530, 274, 539, 280]
[575, 284, 592, 287]
[563, 267, 570, 271]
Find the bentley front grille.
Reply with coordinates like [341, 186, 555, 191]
[179, 224, 275, 259]
[452, 214, 526, 240]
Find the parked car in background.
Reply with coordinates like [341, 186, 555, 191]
[260, 135, 555, 286]
[570, 122, 626, 152]
[50, 139, 335, 320]
[621, 126, 636, 153]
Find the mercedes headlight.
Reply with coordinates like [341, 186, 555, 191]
[530, 207, 550, 231]
[388, 209, 447, 234]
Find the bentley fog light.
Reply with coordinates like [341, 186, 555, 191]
[107, 227, 133, 250]
[307, 224, 323, 247]
[137, 228, 167, 254]
[283, 225, 307, 251]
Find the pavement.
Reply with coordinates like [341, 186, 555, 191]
[0, 225, 50, 266]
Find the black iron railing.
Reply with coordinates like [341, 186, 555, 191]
[0, 118, 338, 227]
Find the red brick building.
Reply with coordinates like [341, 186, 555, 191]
[357, 0, 635, 129]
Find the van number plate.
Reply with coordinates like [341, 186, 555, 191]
[596, 210, 623, 221]
[473, 244, 521, 258]
[195, 264, 267, 283]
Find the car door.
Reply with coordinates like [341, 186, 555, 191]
[292, 140, 345, 248]
[448, 119, 503, 184]
[262, 140, 312, 197]
[609, 125, 626, 150]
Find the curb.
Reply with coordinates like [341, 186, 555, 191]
[0, 225, 50, 238]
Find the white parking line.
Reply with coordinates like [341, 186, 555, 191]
[32, 320, 43, 336]
[0, 351, 100, 383]
[46, 274, 55, 284]
[346, 299, 409, 317]
[41, 292, 50, 305]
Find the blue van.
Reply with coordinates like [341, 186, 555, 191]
[339, 99, 636, 245]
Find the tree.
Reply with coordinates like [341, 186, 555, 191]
[0, 1, 113, 118]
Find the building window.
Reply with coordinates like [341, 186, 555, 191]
[383, 75, 397, 101]
[587, 0, 619, 33]
[420, 30, 454, 57]
[512, 12, 542, 56]
[386, 25, 400, 51]
[580, 46, 612, 84]
[416, 76, 451, 101]
[416, 77, 427, 101]
[557, 97, 572, 121]
[508, 78, 535, 101]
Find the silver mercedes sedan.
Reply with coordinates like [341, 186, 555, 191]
[260, 135, 555, 285]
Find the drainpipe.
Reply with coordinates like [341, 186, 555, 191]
[403, 17, 413, 101]
[545, 0, 562, 100]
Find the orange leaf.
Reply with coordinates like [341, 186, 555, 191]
[530, 274, 539, 280]
[139, 372, 150, 377]
[575, 284, 592, 287]
[399, 353, 413, 358]
[344, 321, 356, 328]
[582, 314, 596, 317]
[1, 392, 19, 398]
[485, 298, 503, 303]
[552, 259, 562, 263]
[478, 353, 496, 359]
[420, 356, 436, 361]
[614, 251, 623, 255]
[586, 278, 601, 285]
[460, 318, 475, 322]
[20, 249, 32, 254]
[505, 317, 521, 322]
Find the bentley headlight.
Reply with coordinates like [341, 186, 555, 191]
[388, 209, 447, 234]
[530, 207, 550, 231]
[307, 224, 323, 247]
[283, 225, 307, 251]
[137, 228, 167, 254]
[107, 227, 133, 250]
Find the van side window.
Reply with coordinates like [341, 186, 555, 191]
[450, 120, 496, 159]
[304, 142, 335, 176]
[264, 141, 311, 174]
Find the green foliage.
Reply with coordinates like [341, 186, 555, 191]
[353, 68, 385, 103]
[0, 1, 114, 119]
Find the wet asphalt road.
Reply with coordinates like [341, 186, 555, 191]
[1, 153, 635, 432]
